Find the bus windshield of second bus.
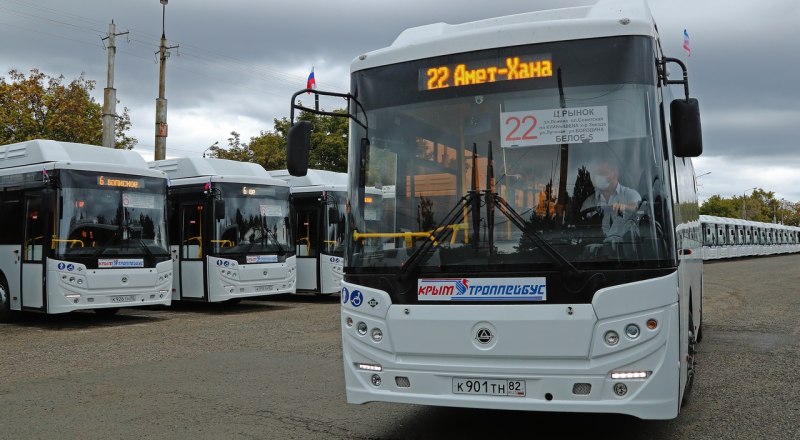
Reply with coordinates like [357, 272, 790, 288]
[213, 183, 291, 259]
[347, 36, 675, 281]
[54, 170, 169, 267]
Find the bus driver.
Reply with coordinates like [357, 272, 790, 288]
[580, 157, 641, 240]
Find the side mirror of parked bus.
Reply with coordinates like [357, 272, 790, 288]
[287, 121, 312, 177]
[328, 207, 339, 224]
[671, 98, 703, 157]
[214, 199, 226, 220]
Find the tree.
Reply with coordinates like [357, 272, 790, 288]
[699, 194, 739, 218]
[209, 108, 349, 172]
[0, 69, 136, 149]
[700, 190, 799, 226]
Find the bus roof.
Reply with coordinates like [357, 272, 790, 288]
[0, 139, 152, 171]
[268, 169, 348, 190]
[352, 0, 656, 72]
[149, 157, 287, 186]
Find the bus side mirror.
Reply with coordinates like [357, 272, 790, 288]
[328, 207, 339, 224]
[214, 199, 226, 220]
[286, 121, 312, 177]
[671, 98, 703, 157]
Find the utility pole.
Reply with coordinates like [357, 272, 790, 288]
[101, 20, 129, 148]
[155, 0, 178, 160]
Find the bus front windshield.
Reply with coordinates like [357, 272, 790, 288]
[55, 170, 169, 264]
[213, 184, 291, 257]
[347, 36, 676, 274]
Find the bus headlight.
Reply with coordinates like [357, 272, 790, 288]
[357, 322, 368, 336]
[604, 331, 620, 346]
[371, 327, 383, 342]
[625, 324, 641, 339]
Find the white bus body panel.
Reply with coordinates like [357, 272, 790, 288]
[180, 260, 205, 299]
[22, 261, 44, 309]
[296, 258, 318, 291]
[0, 245, 22, 311]
[45, 259, 172, 313]
[352, 0, 655, 73]
[206, 256, 295, 301]
[341, 273, 681, 420]
[319, 254, 343, 295]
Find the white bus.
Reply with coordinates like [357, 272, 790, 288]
[150, 158, 295, 302]
[287, 0, 704, 419]
[700, 215, 800, 260]
[268, 169, 381, 296]
[268, 169, 384, 296]
[0, 140, 173, 321]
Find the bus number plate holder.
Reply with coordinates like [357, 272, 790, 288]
[452, 378, 526, 397]
[110, 295, 136, 303]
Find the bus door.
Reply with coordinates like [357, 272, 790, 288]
[21, 193, 48, 310]
[179, 203, 206, 299]
[293, 196, 320, 291]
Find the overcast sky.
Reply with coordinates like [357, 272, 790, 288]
[1, 0, 799, 204]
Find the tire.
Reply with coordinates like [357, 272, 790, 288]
[94, 307, 120, 316]
[0, 280, 14, 323]
[681, 302, 697, 407]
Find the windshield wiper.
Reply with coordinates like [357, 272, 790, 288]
[399, 143, 484, 281]
[399, 141, 601, 295]
[397, 192, 479, 281]
[262, 226, 286, 255]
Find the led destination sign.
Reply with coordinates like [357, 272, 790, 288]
[97, 175, 143, 189]
[420, 55, 553, 91]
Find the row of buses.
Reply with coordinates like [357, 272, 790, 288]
[0, 139, 349, 322]
[700, 215, 800, 260]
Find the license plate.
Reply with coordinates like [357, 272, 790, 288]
[254, 285, 273, 292]
[452, 378, 526, 397]
[110, 295, 136, 303]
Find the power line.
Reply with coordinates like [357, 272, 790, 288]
[0, 0, 349, 93]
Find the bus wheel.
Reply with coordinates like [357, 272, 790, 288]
[0, 281, 14, 323]
[682, 304, 698, 407]
[696, 294, 704, 343]
[94, 307, 120, 316]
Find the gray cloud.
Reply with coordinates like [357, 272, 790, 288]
[1, 0, 799, 202]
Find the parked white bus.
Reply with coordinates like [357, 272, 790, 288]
[269, 169, 385, 296]
[286, 0, 704, 419]
[0, 140, 172, 321]
[700, 215, 800, 260]
[150, 158, 295, 302]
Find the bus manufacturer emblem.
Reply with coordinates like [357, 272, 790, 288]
[475, 328, 493, 344]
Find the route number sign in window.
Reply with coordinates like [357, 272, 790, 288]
[500, 106, 609, 148]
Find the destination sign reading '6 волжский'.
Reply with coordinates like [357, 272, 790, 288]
[420, 55, 553, 91]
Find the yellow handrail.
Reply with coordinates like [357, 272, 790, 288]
[51, 238, 85, 249]
[353, 223, 469, 248]
[211, 239, 234, 248]
[184, 236, 203, 258]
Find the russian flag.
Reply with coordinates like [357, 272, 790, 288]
[683, 29, 691, 57]
[306, 67, 316, 93]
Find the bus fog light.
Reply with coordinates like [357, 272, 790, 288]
[345, 317, 353, 327]
[371, 374, 382, 387]
[611, 371, 650, 379]
[604, 330, 620, 346]
[357, 322, 368, 335]
[356, 363, 382, 372]
[371, 327, 383, 342]
[65, 294, 80, 300]
[613, 383, 627, 396]
[625, 324, 640, 339]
